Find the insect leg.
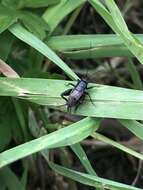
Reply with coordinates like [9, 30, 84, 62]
[85, 91, 96, 107]
[66, 83, 75, 87]
[87, 86, 95, 90]
[66, 79, 81, 87]
[61, 96, 68, 102]
[61, 88, 72, 101]
[67, 105, 72, 113]
[61, 88, 72, 96]
[74, 104, 80, 113]
[74, 94, 85, 112]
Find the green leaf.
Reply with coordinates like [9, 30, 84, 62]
[0, 97, 23, 145]
[42, 0, 86, 32]
[0, 5, 18, 33]
[20, 166, 28, 189]
[126, 58, 143, 90]
[0, 119, 12, 151]
[28, 108, 41, 137]
[71, 143, 97, 175]
[119, 120, 143, 141]
[2, 0, 59, 9]
[28, 48, 44, 70]
[0, 117, 99, 167]
[49, 162, 141, 190]
[12, 98, 29, 141]
[0, 15, 16, 33]
[0, 31, 14, 60]
[89, 0, 118, 32]
[9, 23, 78, 80]
[63, 45, 130, 59]
[47, 34, 143, 59]
[0, 180, 6, 190]
[89, 0, 143, 65]
[1, 78, 143, 120]
[20, 0, 60, 8]
[1, 0, 21, 8]
[92, 132, 143, 160]
[47, 34, 123, 51]
[47, 34, 129, 59]
[0, 4, 17, 33]
[0, 166, 25, 190]
[19, 11, 49, 40]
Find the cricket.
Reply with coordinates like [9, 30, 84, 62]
[61, 79, 94, 112]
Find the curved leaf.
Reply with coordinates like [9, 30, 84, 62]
[1, 78, 143, 120]
[0, 117, 99, 168]
[9, 24, 78, 80]
[49, 162, 141, 190]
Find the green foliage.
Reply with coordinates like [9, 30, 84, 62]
[0, 0, 50, 39]
[47, 34, 143, 59]
[2, 0, 60, 9]
[49, 162, 142, 190]
[1, 78, 143, 120]
[71, 143, 97, 175]
[42, 0, 86, 32]
[0, 0, 143, 189]
[9, 24, 78, 79]
[89, 0, 143, 65]
[0, 166, 26, 190]
[0, 117, 12, 151]
[0, 31, 14, 60]
[0, 5, 18, 33]
[18, 11, 49, 40]
[0, 117, 100, 167]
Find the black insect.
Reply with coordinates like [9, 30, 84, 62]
[61, 79, 94, 112]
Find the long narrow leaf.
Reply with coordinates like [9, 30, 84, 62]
[89, 0, 143, 65]
[42, 0, 86, 32]
[9, 23, 78, 80]
[92, 132, 143, 160]
[0, 31, 14, 60]
[126, 58, 143, 90]
[0, 117, 99, 168]
[119, 120, 143, 141]
[49, 162, 141, 190]
[71, 143, 97, 175]
[47, 34, 143, 59]
[0, 166, 25, 190]
[1, 78, 143, 120]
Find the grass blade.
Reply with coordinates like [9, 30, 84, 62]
[71, 143, 97, 175]
[1, 78, 143, 120]
[47, 34, 124, 51]
[92, 132, 143, 160]
[49, 162, 141, 190]
[119, 120, 143, 141]
[89, 0, 143, 65]
[126, 58, 143, 90]
[9, 23, 78, 80]
[0, 31, 14, 61]
[0, 117, 99, 168]
[0, 166, 25, 190]
[47, 34, 143, 59]
[21, 0, 60, 8]
[42, 0, 86, 32]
